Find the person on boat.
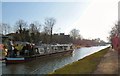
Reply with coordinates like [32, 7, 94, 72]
[30, 44, 36, 55]
[28, 44, 32, 56]
[25, 43, 33, 56]
[20, 45, 26, 56]
[6, 38, 15, 57]
[25, 43, 30, 56]
[15, 44, 23, 56]
[14, 44, 20, 57]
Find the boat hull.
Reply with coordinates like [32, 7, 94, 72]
[5, 49, 74, 64]
[5, 58, 25, 64]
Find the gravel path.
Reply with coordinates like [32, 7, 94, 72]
[94, 48, 119, 74]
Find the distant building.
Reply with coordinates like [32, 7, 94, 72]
[60, 33, 64, 35]
[52, 33, 72, 44]
[54, 34, 58, 35]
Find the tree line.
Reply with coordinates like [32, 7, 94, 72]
[1, 18, 82, 44]
[1, 17, 106, 46]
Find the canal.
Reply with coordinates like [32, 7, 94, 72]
[1, 45, 109, 74]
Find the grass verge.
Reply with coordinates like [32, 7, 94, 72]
[49, 47, 109, 74]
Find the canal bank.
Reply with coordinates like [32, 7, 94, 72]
[50, 47, 110, 74]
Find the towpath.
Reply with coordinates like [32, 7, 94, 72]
[93, 48, 119, 74]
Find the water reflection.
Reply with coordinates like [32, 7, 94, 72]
[2, 45, 109, 74]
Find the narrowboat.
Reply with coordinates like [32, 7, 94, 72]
[5, 44, 74, 64]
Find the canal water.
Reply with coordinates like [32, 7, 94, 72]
[1, 45, 109, 74]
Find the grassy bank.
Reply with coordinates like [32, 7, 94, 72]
[49, 47, 109, 74]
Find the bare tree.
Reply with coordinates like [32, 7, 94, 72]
[109, 21, 120, 42]
[14, 20, 28, 41]
[1, 23, 10, 35]
[7, 25, 11, 34]
[15, 19, 27, 33]
[42, 26, 50, 43]
[110, 21, 120, 38]
[33, 21, 41, 32]
[29, 23, 38, 34]
[29, 21, 42, 43]
[0, 23, 2, 34]
[44, 18, 56, 43]
[70, 29, 81, 40]
[43, 26, 50, 35]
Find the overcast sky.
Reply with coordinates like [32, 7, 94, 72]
[1, 0, 119, 42]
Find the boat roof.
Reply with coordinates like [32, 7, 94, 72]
[51, 44, 72, 47]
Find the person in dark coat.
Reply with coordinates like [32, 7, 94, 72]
[7, 39, 14, 57]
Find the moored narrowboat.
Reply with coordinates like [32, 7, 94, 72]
[4, 44, 74, 64]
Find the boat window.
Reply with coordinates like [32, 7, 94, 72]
[58, 46, 63, 50]
[51, 47, 53, 50]
[55, 47, 57, 50]
[64, 46, 67, 50]
[70, 46, 72, 49]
